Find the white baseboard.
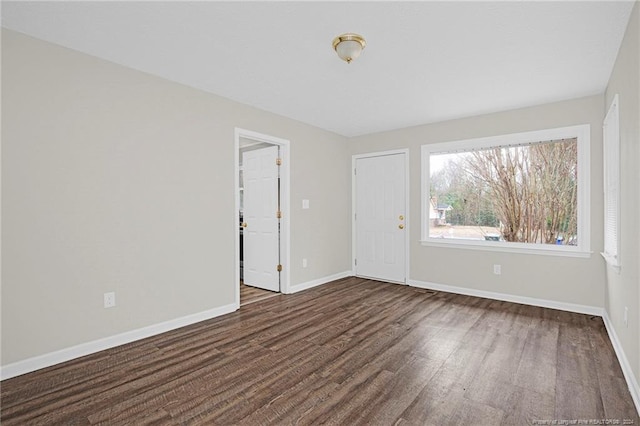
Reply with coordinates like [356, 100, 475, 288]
[602, 310, 640, 415]
[288, 270, 352, 294]
[0, 303, 237, 381]
[408, 279, 604, 316]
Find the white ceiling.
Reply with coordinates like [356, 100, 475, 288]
[1, 1, 635, 137]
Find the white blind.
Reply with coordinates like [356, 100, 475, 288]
[603, 95, 620, 265]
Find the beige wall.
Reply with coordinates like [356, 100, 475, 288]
[350, 95, 605, 308]
[605, 1, 640, 381]
[1, 30, 351, 365]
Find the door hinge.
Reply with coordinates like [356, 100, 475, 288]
[276, 158, 282, 166]
[276, 210, 282, 219]
[277, 264, 283, 272]
[354, 259, 357, 266]
[354, 168, 357, 175]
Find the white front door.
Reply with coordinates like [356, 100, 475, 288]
[242, 146, 280, 292]
[355, 153, 407, 283]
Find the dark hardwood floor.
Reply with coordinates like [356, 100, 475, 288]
[240, 282, 280, 306]
[1, 277, 637, 425]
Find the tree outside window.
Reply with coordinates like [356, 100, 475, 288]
[421, 125, 591, 257]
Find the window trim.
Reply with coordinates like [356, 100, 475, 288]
[602, 94, 621, 271]
[420, 124, 591, 258]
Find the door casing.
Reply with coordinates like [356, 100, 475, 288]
[235, 128, 291, 309]
[352, 149, 410, 284]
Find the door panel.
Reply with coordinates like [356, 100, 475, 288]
[242, 146, 280, 292]
[355, 153, 406, 283]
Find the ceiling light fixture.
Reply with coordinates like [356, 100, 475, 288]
[332, 33, 366, 64]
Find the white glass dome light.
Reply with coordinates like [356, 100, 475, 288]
[332, 33, 366, 64]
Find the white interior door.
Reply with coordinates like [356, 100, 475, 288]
[355, 153, 406, 283]
[242, 146, 280, 292]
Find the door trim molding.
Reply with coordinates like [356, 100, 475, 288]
[235, 128, 291, 308]
[351, 149, 410, 284]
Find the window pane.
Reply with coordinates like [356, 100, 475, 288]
[603, 95, 620, 265]
[428, 139, 578, 246]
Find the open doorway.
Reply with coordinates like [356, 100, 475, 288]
[234, 129, 290, 309]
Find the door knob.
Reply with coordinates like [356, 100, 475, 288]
[398, 224, 405, 229]
[242, 222, 248, 228]
[399, 215, 404, 220]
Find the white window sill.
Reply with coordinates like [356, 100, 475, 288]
[420, 239, 592, 258]
[601, 252, 621, 273]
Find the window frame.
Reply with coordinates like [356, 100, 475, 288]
[420, 124, 591, 258]
[602, 95, 621, 271]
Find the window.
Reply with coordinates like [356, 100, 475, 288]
[602, 95, 620, 270]
[421, 125, 591, 257]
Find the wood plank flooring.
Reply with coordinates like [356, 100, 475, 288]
[240, 282, 280, 306]
[1, 277, 637, 425]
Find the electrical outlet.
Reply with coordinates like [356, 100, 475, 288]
[104, 292, 116, 308]
[624, 306, 628, 327]
[493, 264, 501, 275]
[302, 258, 308, 268]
